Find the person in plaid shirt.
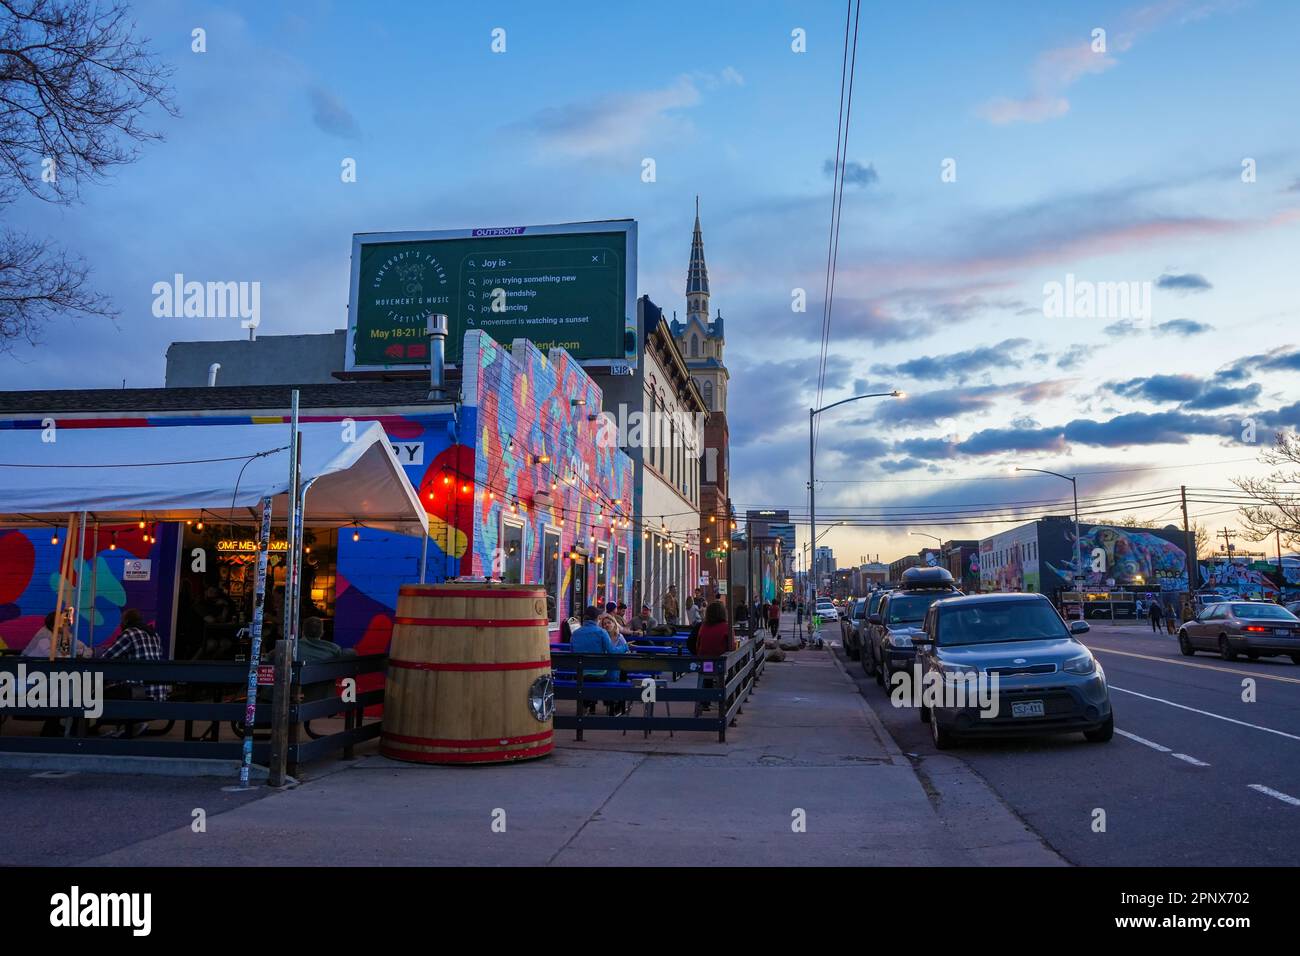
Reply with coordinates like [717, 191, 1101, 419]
[100, 608, 169, 701]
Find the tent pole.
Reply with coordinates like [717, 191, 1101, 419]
[87, 521, 99, 652]
[419, 531, 429, 584]
[238, 496, 274, 789]
[50, 514, 76, 660]
[72, 511, 88, 650]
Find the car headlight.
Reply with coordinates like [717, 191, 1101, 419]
[891, 633, 912, 648]
[1062, 654, 1095, 675]
[939, 662, 980, 682]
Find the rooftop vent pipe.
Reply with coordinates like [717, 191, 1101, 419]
[207, 363, 221, 387]
[428, 313, 449, 401]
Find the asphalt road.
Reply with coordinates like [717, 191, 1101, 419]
[832, 620, 1300, 866]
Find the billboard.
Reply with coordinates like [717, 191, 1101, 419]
[1039, 518, 1190, 593]
[346, 221, 636, 372]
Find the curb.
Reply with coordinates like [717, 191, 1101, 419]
[0, 751, 292, 783]
[823, 639, 906, 762]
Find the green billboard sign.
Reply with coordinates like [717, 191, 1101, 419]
[347, 221, 636, 370]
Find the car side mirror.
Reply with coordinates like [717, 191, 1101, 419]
[869, 614, 882, 626]
[1069, 620, 1090, 635]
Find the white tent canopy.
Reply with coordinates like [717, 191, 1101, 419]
[0, 421, 428, 536]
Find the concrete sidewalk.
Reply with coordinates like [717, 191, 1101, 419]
[75, 644, 1063, 866]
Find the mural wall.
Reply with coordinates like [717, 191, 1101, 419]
[1039, 520, 1190, 593]
[979, 523, 1041, 593]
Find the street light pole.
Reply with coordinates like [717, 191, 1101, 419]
[1015, 466, 1082, 598]
[809, 390, 900, 611]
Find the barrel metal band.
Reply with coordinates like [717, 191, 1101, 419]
[382, 730, 553, 748]
[380, 742, 554, 764]
[401, 587, 544, 598]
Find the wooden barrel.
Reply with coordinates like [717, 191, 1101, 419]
[381, 582, 554, 764]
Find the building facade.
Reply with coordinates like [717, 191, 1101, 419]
[0, 332, 633, 657]
[670, 201, 731, 601]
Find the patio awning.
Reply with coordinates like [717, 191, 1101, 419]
[0, 420, 428, 536]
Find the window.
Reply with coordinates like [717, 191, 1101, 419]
[616, 548, 628, 606]
[703, 381, 713, 410]
[691, 336, 699, 357]
[597, 544, 609, 605]
[543, 527, 561, 623]
[501, 520, 524, 584]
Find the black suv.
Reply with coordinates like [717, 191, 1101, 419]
[867, 567, 962, 689]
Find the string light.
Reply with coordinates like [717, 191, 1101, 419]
[196, 520, 204, 531]
[51, 532, 59, 545]
[109, 531, 117, 551]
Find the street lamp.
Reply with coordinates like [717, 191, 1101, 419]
[1015, 466, 1082, 595]
[809, 391, 900, 607]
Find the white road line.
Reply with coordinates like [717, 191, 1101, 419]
[1115, 728, 1211, 767]
[1110, 684, 1300, 742]
[1091, 646, 1300, 685]
[1248, 784, 1300, 807]
[1115, 728, 1171, 752]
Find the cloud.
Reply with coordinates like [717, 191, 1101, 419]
[871, 338, 1029, 382]
[1113, 374, 1205, 403]
[1056, 344, 1091, 370]
[871, 381, 1065, 428]
[310, 87, 360, 139]
[976, 1, 1236, 126]
[824, 159, 879, 187]
[1219, 346, 1300, 380]
[1156, 272, 1212, 292]
[513, 70, 740, 160]
[1181, 383, 1262, 410]
[1155, 318, 1212, 336]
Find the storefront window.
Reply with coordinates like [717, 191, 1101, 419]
[502, 521, 524, 584]
[543, 528, 561, 622]
[596, 544, 609, 605]
[616, 548, 627, 606]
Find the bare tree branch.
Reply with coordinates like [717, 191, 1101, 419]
[1233, 430, 1300, 552]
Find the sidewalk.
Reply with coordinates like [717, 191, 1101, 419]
[74, 642, 1063, 866]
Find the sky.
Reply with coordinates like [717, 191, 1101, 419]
[9, 0, 1300, 567]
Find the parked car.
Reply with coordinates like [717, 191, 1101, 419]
[913, 592, 1113, 748]
[867, 567, 962, 690]
[841, 596, 870, 660]
[861, 591, 888, 676]
[1177, 600, 1300, 663]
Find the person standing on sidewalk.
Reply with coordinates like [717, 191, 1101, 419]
[767, 599, 781, 638]
[662, 585, 680, 627]
[1148, 600, 1164, 633]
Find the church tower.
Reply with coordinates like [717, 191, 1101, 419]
[686, 196, 710, 324]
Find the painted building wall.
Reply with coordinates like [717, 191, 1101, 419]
[978, 523, 1042, 593]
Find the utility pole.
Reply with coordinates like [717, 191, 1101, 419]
[1218, 527, 1238, 556]
[1180, 485, 1197, 593]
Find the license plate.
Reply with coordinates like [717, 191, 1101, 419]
[1012, 700, 1045, 718]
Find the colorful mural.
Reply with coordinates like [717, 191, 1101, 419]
[0, 525, 177, 653]
[979, 523, 1040, 593]
[1043, 522, 1189, 593]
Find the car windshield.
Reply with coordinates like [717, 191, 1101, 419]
[936, 600, 1069, 646]
[1230, 603, 1296, 620]
[886, 593, 948, 625]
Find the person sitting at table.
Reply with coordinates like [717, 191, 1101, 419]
[296, 616, 354, 663]
[598, 613, 630, 653]
[23, 611, 91, 659]
[569, 606, 626, 714]
[695, 602, 735, 712]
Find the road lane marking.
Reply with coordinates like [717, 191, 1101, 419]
[1090, 646, 1300, 685]
[1116, 728, 1211, 766]
[1110, 684, 1300, 742]
[1115, 729, 1170, 752]
[1248, 784, 1300, 807]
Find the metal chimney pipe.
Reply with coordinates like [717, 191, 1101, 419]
[207, 363, 221, 387]
[428, 313, 449, 401]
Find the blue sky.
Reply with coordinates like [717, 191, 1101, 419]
[10, 0, 1300, 564]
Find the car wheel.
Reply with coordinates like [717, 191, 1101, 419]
[1084, 711, 1114, 743]
[1219, 636, 1238, 662]
[1247, 652, 1259, 661]
[847, 634, 860, 661]
[919, 703, 931, 724]
[930, 710, 956, 749]
[1292, 654, 1300, 665]
[1178, 631, 1195, 656]
[862, 644, 877, 677]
